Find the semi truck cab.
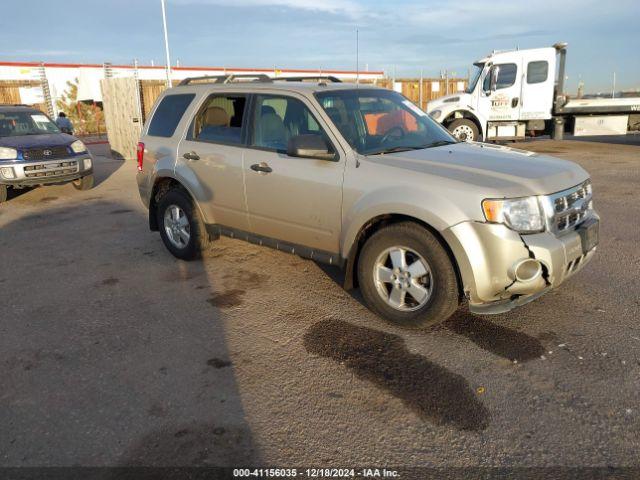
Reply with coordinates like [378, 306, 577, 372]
[427, 43, 640, 141]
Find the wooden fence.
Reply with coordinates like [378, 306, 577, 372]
[0, 80, 48, 113]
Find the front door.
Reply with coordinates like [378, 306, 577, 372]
[477, 54, 522, 122]
[243, 93, 345, 254]
[176, 92, 250, 231]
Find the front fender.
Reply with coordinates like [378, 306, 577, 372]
[340, 186, 469, 259]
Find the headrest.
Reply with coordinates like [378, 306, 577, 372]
[204, 106, 229, 127]
[261, 105, 277, 117]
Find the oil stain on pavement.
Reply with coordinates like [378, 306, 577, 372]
[443, 311, 545, 362]
[207, 289, 246, 309]
[303, 319, 489, 431]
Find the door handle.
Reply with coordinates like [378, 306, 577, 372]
[250, 162, 272, 174]
[511, 97, 519, 108]
[183, 151, 200, 161]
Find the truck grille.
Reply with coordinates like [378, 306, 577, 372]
[23, 161, 79, 178]
[545, 180, 593, 234]
[22, 146, 70, 161]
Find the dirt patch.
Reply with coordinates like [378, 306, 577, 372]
[443, 311, 545, 362]
[101, 277, 120, 286]
[207, 289, 245, 309]
[39, 196, 58, 203]
[304, 319, 489, 431]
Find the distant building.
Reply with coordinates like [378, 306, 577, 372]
[0, 60, 384, 114]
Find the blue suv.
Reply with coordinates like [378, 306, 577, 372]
[0, 105, 94, 203]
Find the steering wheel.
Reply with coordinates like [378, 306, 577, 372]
[380, 126, 405, 144]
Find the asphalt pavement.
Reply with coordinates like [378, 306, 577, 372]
[0, 138, 638, 470]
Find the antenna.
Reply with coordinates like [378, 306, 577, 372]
[356, 28, 359, 86]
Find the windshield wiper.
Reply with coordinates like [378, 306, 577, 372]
[366, 145, 427, 155]
[423, 140, 458, 148]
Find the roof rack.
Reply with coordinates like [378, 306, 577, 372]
[273, 76, 342, 83]
[178, 74, 272, 86]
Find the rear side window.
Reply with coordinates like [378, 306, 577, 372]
[188, 94, 246, 145]
[147, 94, 195, 137]
[527, 61, 549, 84]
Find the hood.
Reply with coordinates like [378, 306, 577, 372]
[366, 142, 589, 197]
[0, 133, 75, 150]
[426, 93, 472, 112]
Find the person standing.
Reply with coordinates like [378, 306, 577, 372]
[55, 111, 74, 134]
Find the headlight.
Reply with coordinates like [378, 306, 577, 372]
[0, 147, 17, 160]
[429, 109, 442, 120]
[482, 196, 544, 233]
[70, 140, 87, 154]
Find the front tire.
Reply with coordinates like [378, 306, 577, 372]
[156, 187, 209, 260]
[357, 222, 459, 328]
[448, 118, 479, 142]
[73, 174, 94, 191]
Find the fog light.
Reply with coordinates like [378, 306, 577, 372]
[509, 259, 543, 282]
[83, 158, 92, 170]
[1, 167, 15, 179]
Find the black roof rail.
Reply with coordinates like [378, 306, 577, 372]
[273, 76, 342, 83]
[178, 74, 272, 86]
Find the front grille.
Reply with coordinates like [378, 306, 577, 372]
[23, 161, 78, 178]
[22, 146, 69, 161]
[545, 181, 593, 234]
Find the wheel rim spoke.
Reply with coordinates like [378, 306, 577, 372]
[407, 259, 428, 278]
[389, 248, 407, 270]
[376, 265, 394, 283]
[388, 287, 406, 308]
[407, 280, 429, 303]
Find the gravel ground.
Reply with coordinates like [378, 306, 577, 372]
[0, 138, 638, 470]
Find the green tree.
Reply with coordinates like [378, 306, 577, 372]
[55, 79, 105, 136]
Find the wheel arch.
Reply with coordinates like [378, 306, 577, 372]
[343, 213, 463, 300]
[148, 176, 206, 232]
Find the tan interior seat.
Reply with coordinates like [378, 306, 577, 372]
[204, 106, 230, 127]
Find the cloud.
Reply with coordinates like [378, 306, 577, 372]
[169, 0, 364, 15]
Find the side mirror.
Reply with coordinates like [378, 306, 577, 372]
[287, 134, 336, 161]
[489, 65, 499, 92]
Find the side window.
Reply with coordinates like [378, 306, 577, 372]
[495, 63, 517, 89]
[527, 61, 549, 84]
[250, 95, 331, 153]
[483, 63, 518, 91]
[189, 94, 246, 145]
[147, 94, 195, 137]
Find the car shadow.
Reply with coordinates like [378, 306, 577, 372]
[315, 262, 546, 363]
[0, 202, 260, 467]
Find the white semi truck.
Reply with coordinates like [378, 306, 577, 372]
[426, 43, 640, 141]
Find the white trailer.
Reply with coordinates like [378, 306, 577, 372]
[426, 43, 640, 141]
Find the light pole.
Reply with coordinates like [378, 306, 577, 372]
[160, 0, 173, 88]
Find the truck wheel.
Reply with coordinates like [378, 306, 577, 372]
[448, 119, 479, 142]
[72, 174, 94, 191]
[357, 222, 459, 328]
[0, 185, 7, 203]
[156, 187, 209, 260]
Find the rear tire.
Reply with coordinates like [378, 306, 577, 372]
[156, 187, 209, 260]
[0, 185, 7, 203]
[448, 118, 480, 142]
[357, 222, 459, 328]
[73, 174, 94, 191]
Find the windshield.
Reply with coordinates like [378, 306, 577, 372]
[315, 89, 456, 155]
[466, 63, 484, 94]
[0, 111, 60, 137]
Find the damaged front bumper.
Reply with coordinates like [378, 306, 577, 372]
[442, 216, 598, 315]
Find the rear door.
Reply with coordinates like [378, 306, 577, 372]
[518, 49, 556, 120]
[243, 92, 345, 254]
[176, 92, 250, 231]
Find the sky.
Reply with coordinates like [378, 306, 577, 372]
[1, 0, 639, 93]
